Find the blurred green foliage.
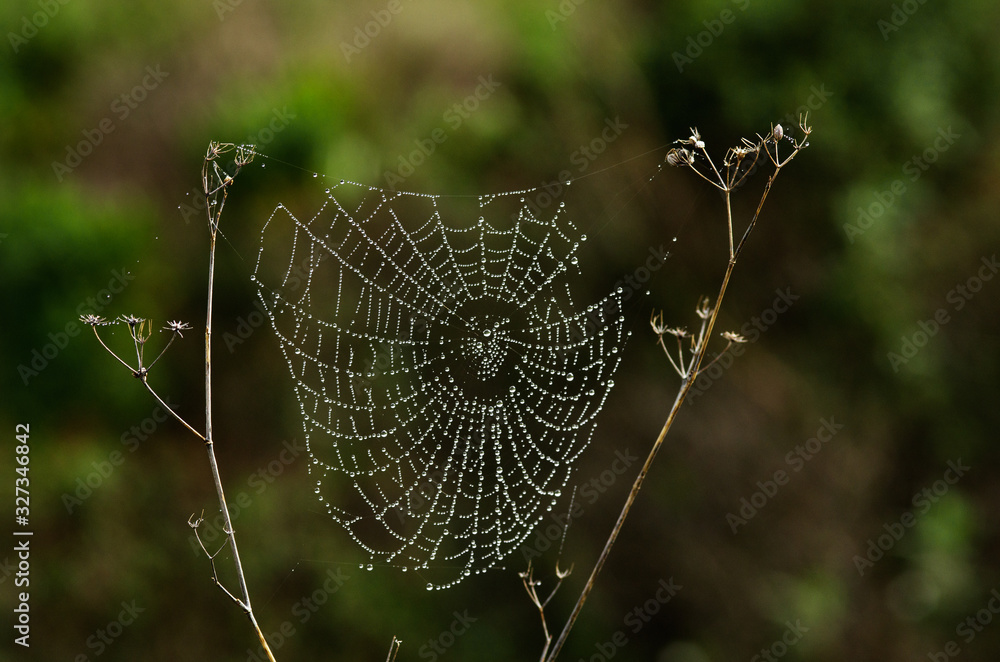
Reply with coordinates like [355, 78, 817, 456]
[2, 0, 999, 660]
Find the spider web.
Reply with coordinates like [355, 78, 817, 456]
[252, 176, 627, 589]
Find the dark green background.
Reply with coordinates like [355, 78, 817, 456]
[2, 0, 999, 660]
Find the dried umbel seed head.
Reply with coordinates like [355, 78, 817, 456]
[164, 320, 193, 337]
[665, 148, 694, 167]
[772, 124, 784, 141]
[80, 314, 108, 327]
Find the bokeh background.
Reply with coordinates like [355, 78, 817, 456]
[2, 1, 999, 660]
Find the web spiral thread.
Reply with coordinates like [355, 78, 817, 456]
[252, 180, 626, 588]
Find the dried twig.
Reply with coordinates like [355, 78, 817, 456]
[83, 142, 275, 660]
[521, 561, 573, 662]
[385, 636, 402, 662]
[545, 117, 812, 661]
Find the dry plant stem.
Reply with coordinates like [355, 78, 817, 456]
[545, 264, 732, 662]
[521, 562, 572, 662]
[141, 379, 205, 441]
[385, 636, 402, 662]
[199, 144, 277, 662]
[87, 325, 206, 440]
[545, 123, 809, 662]
[80, 143, 273, 658]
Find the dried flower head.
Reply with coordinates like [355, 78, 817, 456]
[650, 311, 688, 338]
[650, 311, 668, 334]
[722, 331, 748, 344]
[119, 314, 144, 327]
[164, 320, 193, 337]
[80, 314, 108, 327]
[234, 144, 256, 167]
[798, 112, 812, 135]
[695, 297, 712, 320]
[772, 124, 784, 142]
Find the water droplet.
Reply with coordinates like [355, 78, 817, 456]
[566, 374, 574, 381]
[366, 563, 373, 571]
[509, 386, 516, 393]
[313, 173, 318, 178]
[483, 329, 491, 337]
[426, 583, 434, 591]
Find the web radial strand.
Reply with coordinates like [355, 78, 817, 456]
[253, 181, 626, 588]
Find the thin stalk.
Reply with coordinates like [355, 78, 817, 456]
[89, 326, 137, 373]
[199, 143, 275, 661]
[146, 332, 177, 371]
[385, 636, 402, 662]
[545, 120, 810, 661]
[546, 257, 736, 662]
[139, 380, 205, 441]
[726, 192, 735, 258]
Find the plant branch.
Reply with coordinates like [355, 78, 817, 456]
[544, 118, 811, 662]
[88, 325, 136, 373]
[546, 260, 735, 662]
[196, 143, 275, 660]
[522, 561, 572, 662]
[385, 636, 402, 662]
[140, 380, 205, 441]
